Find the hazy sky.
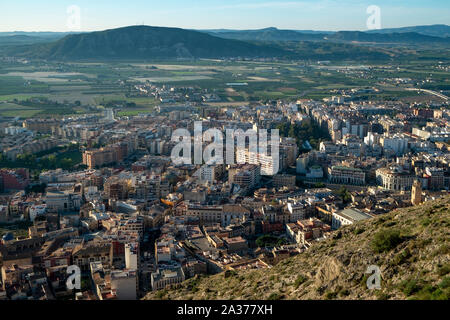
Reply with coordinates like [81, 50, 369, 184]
[0, 0, 449, 32]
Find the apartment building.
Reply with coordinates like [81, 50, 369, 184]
[83, 148, 115, 169]
[273, 174, 296, 189]
[23, 119, 60, 134]
[376, 166, 415, 191]
[186, 205, 223, 225]
[0, 169, 30, 191]
[228, 164, 261, 189]
[279, 137, 298, 166]
[73, 242, 112, 271]
[328, 166, 365, 185]
[222, 205, 250, 227]
[45, 190, 81, 213]
[83, 138, 137, 169]
[236, 148, 279, 176]
[286, 218, 331, 245]
[151, 267, 185, 291]
[286, 202, 309, 222]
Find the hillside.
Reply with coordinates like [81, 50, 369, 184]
[10, 26, 287, 61]
[144, 196, 450, 300]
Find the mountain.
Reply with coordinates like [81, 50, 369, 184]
[4, 25, 449, 59]
[144, 196, 450, 300]
[368, 24, 450, 38]
[207, 27, 450, 46]
[11, 26, 288, 61]
[205, 25, 450, 39]
[0, 31, 78, 38]
[205, 27, 328, 41]
[0, 32, 77, 45]
[0, 35, 52, 46]
[329, 31, 450, 45]
[3, 26, 399, 62]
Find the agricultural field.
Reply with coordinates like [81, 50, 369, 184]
[0, 58, 448, 119]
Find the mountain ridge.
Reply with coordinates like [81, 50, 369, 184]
[206, 28, 450, 45]
[4, 25, 448, 62]
[9, 26, 287, 61]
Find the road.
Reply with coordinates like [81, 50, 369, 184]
[405, 88, 449, 101]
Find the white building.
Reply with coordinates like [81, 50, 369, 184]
[105, 108, 115, 122]
[237, 149, 279, 176]
[287, 202, 308, 222]
[380, 135, 408, 156]
[125, 243, 139, 270]
[376, 166, 415, 191]
[332, 208, 372, 230]
[328, 166, 365, 185]
[29, 204, 47, 222]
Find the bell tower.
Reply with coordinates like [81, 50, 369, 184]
[411, 180, 422, 206]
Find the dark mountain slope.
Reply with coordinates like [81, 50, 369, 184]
[15, 26, 287, 61]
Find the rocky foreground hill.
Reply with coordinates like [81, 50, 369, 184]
[145, 196, 450, 300]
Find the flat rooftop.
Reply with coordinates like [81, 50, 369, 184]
[336, 208, 372, 222]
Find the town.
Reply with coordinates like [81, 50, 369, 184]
[0, 78, 448, 300]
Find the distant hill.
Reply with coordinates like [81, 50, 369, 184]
[11, 26, 288, 61]
[0, 32, 76, 45]
[367, 24, 450, 38]
[0, 35, 61, 46]
[207, 27, 450, 46]
[205, 25, 450, 38]
[206, 27, 326, 41]
[0, 31, 77, 38]
[329, 31, 450, 45]
[144, 196, 450, 300]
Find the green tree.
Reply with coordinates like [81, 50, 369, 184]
[338, 187, 351, 204]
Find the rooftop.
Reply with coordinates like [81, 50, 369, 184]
[336, 208, 373, 222]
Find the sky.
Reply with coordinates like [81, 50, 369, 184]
[0, 0, 449, 32]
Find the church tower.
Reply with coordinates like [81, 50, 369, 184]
[411, 180, 422, 206]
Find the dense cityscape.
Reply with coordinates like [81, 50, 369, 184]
[0, 0, 449, 307]
[0, 80, 448, 300]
